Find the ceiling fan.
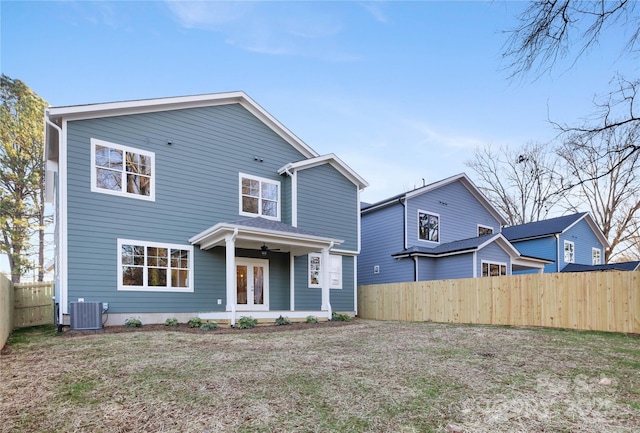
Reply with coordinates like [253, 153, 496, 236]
[260, 243, 281, 256]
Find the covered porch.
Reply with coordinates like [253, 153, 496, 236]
[189, 218, 344, 326]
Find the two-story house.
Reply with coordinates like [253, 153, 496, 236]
[44, 92, 368, 327]
[502, 212, 610, 273]
[358, 173, 549, 285]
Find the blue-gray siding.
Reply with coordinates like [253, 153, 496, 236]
[64, 103, 357, 313]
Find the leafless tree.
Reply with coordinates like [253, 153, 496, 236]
[466, 142, 565, 226]
[504, 0, 640, 168]
[558, 124, 640, 262]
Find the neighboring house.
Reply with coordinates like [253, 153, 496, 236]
[358, 173, 550, 285]
[561, 261, 640, 273]
[44, 91, 368, 326]
[502, 213, 610, 273]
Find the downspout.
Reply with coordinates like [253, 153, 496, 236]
[45, 111, 64, 327]
[322, 241, 334, 320]
[555, 233, 560, 272]
[413, 256, 419, 281]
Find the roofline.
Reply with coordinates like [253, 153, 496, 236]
[563, 213, 610, 249]
[361, 173, 508, 225]
[278, 153, 369, 190]
[45, 91, 319, 159]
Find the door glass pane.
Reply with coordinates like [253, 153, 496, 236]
[236, 265, 247, 304]
[253, 266, 264, 305]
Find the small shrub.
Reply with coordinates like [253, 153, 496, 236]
[275, 315, 291, 326]
[200, 321, 218, 331]
[187, 317, 202, 328]
[164, 317, 179, 327]
[331, 312, 351, 322]
[305, 315, 319, 324]
[124, 317, 142, 328]
[238, 316, 258, 329]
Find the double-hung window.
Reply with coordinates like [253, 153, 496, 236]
[418, 210, 439, 242]
[308, 253, 342, 289]
[91, 138, 155, 201]
[564, 241, 575, 263]
[239, 173, 280, 220]
[478, 225, 494, 236]
[592, 248, 602, 265]
[118, 239, 193, 292]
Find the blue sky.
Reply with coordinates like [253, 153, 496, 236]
[1, 0, 634, 205]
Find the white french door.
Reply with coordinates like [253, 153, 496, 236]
[235, 258, 269, 311]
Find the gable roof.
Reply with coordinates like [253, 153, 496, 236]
[45, 91, 319, 160]
[502, 212, 610, 248]
[361, 173, 508, 226]
[278, 153, 369, 190]
[561, 261, 640, 273]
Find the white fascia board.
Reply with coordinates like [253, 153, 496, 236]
[278, 153, 369, 190]
[477, 233, 522, 257]
[563, 213, 610, 249]
[47, 91, 319, 159]
[404, 173, 508, 226]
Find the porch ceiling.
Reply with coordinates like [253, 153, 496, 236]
[189, 218, 343, 256]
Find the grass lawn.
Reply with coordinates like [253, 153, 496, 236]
[1, 320, 639, 432]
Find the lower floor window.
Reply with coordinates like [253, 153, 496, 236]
[482, 261, 507, 277]
[118, 239, 194, 292]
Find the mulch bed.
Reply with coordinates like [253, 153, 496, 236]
[62, 319, 357, 337]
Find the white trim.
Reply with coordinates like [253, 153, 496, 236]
[473, 251, 477, 277]
[235, 258, 270, 311]
[60, 120, 69, 315]
[277, 153, 368, 191]
[417, 209, 440, 244]
[308, 252, 342, 289]
[592, 247, 602, 265]
[353, 255, 358, 316]
[90, 138, 155, 201]
[117, 239, 194, 292]
[564, 240, 575, 264]
[290, 255, 295, 311]
[477, 224, 494, 237]
[47, 91, 319, 159]
[291, 170, 298, 227]
[238, 172, 281, 221]
[481, 260, 508, 277]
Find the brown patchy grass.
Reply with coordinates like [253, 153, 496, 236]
[2, 320, 639, 433]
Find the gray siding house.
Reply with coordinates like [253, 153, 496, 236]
[44, 92, 368, 326]
[358, 174, 550, 285]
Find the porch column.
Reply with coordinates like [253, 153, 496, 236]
[321, 246, 332, 319]
[290, 255, 295, 311]
[225, 229, 238, 326]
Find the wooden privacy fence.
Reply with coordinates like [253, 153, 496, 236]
[1, 274, 55, 349]
[358, 271, 640, 334]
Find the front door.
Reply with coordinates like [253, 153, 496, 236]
[236, 258, 269, 311]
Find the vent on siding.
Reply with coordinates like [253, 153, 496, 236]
[70, 302, 103, 331]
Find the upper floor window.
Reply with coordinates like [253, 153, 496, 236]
[91, 138, 155, 201]
[592, 248, 602, 265]
[418, 210, 439, 243]
[118, 239, 193, 292]
[564, 241, 575, 263]
[239, 173, 280, 220]
[482, 261, 507, 277]
[478, 225, 494, 236]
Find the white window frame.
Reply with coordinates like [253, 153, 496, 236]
[91, 138, 155, 201]
[308, 253, 342, 289]
[592, 247, 602, 265]
[564, 240, 575, 263]
[239, 173, 281, 221]
[478, 224, 494, 237]
[418, 209, 440, 244]
[481, 260, 508, 277]
[117, 239, 194, 292]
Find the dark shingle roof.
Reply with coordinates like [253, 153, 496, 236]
[561, 261, 640, 273]
[392, 234, 498, 257]
[502, 213, 587, 241]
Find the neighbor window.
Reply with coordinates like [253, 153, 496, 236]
[91, 138, 155, 200]
[118, 239, 193, 292]
[564, 241, 575, 263]
[592, 248, 602, 265]
[239, 173, 280, 220]
[308, 253, 342, 289]
[481, 261, 507, 277]
[418, 210, 439, 242]
[478, 225, 494, 236]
